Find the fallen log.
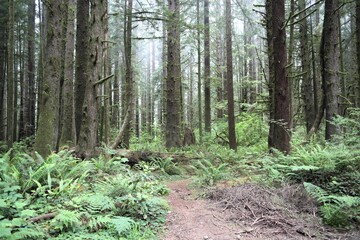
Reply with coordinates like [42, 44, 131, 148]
[28, 212, 57, 223]
[114, 149, 198, 166]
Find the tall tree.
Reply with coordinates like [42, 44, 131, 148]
[75, 0, 89, 142]
[23, 0, 36, 138]
[77, 0, 107, 158]
[6, 0, 14, 148]
[197, 0, 202, 143]
[299, 0, 315, 133]
[0, 2, 8, 141]
[225, 0, 236, 151]
[356, 0, 360, 107]
[123, 0, 133, 148]
[204, 0, 211, 133]
[271, 0, 291, 153]
[60, 0, 76, 146]
[166, 0, 182, 148]
[34, 0, 63, 156]
[321, 0, 340, 140]
[265, 0, 275, 149]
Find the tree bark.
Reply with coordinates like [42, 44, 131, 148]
[271, 0, 291, 153]
[266, 0, 275, 150]
[75, 0, 89, 142]
[225, 0, 237, 151]
[216, 35, 224, 119]
[123, 0, 133, 148]
[204, 0, 211, 133]
[197, 0, 202, 143]
[23, 0, 36, 138]
[6, 0, 14, 148]
[299, 0, 315, 133]
[321, 0, 340, 140]
[60, 0, 76, 146]
[76, 0, 107, 158]
[356, 0, 360, 107]
[166, 0, 182, 148]
[0, 2, 6, 141]
[34, 0, 63, 157]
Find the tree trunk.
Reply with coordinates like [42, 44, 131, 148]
[216, 35, 224, 119]
[0, 2, 6, 141]
[299, 0, 315, 133]
[75, 0, 89, 142]
[7, 0, 14, 148]
[23, 0, 36, 138]
[271, 0, 291, 153]
[204, 0, 211, 133]
[356, 0, 360, 107]
[197, 0, 202, 143]
[321, 0, 341, 140]
[60, 0, 76, 146]
[288, 0, 294, 129]
[166, 0, 182, 148]
[76, 0, 107, 158]
[225, 0, 237, 151]
[34, 0, 63, 157]
[123, 0, 133, 148]
[112, 55, 120, 127]
[266, 0, 275, 150]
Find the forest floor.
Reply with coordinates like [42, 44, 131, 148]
[161, 179, 360, 240]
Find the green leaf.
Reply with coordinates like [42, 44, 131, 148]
[20, 209, 37, 218]
[0, 226, 12, 237]
[14, 201, 27, 210]
[11, 218, 26, 227]
[0, 199, 8, 208]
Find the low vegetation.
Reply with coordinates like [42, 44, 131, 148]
[1, 110, 359, 239]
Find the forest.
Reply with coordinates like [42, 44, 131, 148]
[0, 0, 359, 239]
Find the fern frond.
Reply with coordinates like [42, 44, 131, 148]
[50, 209, 80, 231]
[110, 216, 134, 235]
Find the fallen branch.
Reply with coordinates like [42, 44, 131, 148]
[28, 212, 57, 223]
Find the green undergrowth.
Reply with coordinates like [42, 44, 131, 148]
[0, 146, 171, 239]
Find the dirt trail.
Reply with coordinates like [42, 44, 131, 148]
[162, 179, 242, 240]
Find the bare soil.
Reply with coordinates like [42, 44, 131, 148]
[161, 179, 359, 240]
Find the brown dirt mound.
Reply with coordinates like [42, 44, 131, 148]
[208, 184, 359, 239]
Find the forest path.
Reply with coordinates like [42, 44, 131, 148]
[161, 179, 360, 240]
[161, 179, 245, 240]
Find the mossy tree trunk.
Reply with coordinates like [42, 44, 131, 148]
[60, 0, 76, 146]
[166, 0, 182, 149]
[34, 0, 64, 157]
[123, 0, 133, 148]
[204, 0, 211, 133]
[356, 0, 360, 107]
[6, 0, 14, 148]
[197, 0, 202, 143]
[75, 0, 89, 142]
[76, 0, 107, 158]
[22, 0, 36, 138]
[0, 2, 8, 141]
[299, 0, 315, 133]
[225, 0, 237, 151]
[266, 0, 275, 150]
[271, 0, 291, 153]
[321, 0, 341, 140]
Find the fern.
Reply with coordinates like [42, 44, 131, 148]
[50, 209, 81, 231]
[11, 227, 45, 239]
[111, 216, 134, 235]
[87, 215, 112, 231]
[304, 182, 360, 227]
[191, 159, 228, 186]
[73, 193, 115, 213]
